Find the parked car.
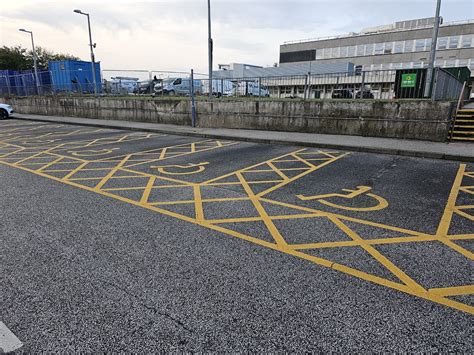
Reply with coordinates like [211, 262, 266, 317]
[355, 90, 375, 99]
[0, 103, 14, 119]
[154, 78, 202, 96]
[109, 77, 139, 95]
[331, 89, 353, 99]
[135, 79, 161, 95]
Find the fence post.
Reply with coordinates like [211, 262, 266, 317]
[431, 67, 438, 102]
[303, 73, 309, 100]
[361, 71, 366, 100]
[258, 77, 262, 98]
[221, 78, 224, 99]
[190, 69, 196, 128]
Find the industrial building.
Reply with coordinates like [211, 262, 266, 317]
[280, 17, 474, 74]
[213, 18, 473, 99]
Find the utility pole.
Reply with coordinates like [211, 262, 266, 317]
[208, 0, 213, 100]
[19, 29, 40, 94]
[74, 9, 98, 96]
[425, 0, 442, 98]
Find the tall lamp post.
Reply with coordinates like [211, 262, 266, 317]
[74, 9, 98, 95]
[19, 28, 40, 94]
[208, 0, 213, 100]
[425, 0, 442, 98]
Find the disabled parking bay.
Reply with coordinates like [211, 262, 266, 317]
[0, 119, 472, 352]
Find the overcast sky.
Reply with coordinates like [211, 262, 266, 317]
[1, 0, 473, 76]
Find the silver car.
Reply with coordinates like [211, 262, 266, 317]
[0, 103, 14, 119]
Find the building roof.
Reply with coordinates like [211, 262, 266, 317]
[282, 18, 474, 46]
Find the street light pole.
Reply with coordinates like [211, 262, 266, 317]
[74, 9, 98, 96]
[19, 29, 40, 94]
[207, 0, 213, 100]
[425, 0, 442, 98]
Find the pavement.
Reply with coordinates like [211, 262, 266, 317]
[0, 119, 473, 352]
[12, 113, 474, 162]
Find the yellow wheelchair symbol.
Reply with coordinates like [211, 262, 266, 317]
[68, 148, 119, 157]
[151, 162, 209, 175]
[297, 186, 388, 212]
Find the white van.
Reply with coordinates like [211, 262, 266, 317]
[202, 79, 235, 97]
[225, 81, 270, 97]
[154, 78, 202, 96]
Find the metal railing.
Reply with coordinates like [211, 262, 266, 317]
[0, 68, 467, 101]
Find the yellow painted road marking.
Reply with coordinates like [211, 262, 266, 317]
[0, 127, 473, 315]
[429, 285, 474, 297]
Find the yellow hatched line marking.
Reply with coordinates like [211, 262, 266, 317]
[0, 159, 473, 314]
[149, 197, 250, 206]
[119, 167, 195, 187]
[123, 140, 236, 168]
[437, 164, 466, 236]
[330, 217, 426, 293]
[62, 162, 89, 180]
[194, 185, 204, 221]
[36, 156, 65, 173]
[266, 161, 290, 181]
[203, 148, 308, 185]
[448, 234, 474, 240]
[236, 172, 288, 248]
[290, 235, 440, 250]
[258, 197, 435, 238]
[434, 165, 474, 260]
[455, 209, 474, 222]
[94, 155, 132, 190]
[12, 150, 52, 165]
[257, 153, 350, 197]
[140, 177, 156, 204]
[428, 285, 474, 297]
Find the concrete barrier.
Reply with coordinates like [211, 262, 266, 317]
[1, 96, 456, 141]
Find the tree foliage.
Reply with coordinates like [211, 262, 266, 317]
[0, 45, 80, 71]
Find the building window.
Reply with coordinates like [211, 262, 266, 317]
[347, 46, 356, 57]
[332, 47, 340, 58]
[374, 43, 384, 55]
[404, 40, 414, 52]
[461, 35, 473, 48]
[356, 45, 364, 56]
[449, 36, 459, 49]
[365, 43, 374, 56]
[340, 46, 348, 57]
[415, 39, 426, 52]
[393, 41, 404, 54]
[437, 37, 448, 50]
[412, 61, 423, 68]
[279, 50, 316, 63]
[425, 38, 432, 50]
[469, 59, 474, 70]
[384, 42, 393, 54]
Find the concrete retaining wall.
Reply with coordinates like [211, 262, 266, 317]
[1, 96, 456, 141]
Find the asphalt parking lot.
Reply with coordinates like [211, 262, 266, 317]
[0, 119, 473, 352]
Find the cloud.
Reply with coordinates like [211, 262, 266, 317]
[1, 0, 472, 73]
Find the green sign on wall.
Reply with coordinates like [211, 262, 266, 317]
[401, 73, 417, 88]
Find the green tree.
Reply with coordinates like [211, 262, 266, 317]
[0, 45, 80, 71]
[0, 45, 32, 70]
[31, 47, 80, 69]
